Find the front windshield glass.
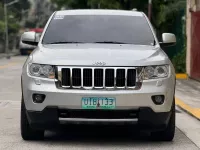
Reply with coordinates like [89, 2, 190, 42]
[42, 15, 155, 45]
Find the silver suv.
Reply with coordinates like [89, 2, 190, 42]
[21, 9, 176, 141]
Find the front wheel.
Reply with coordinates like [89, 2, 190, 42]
[21, 97, 44, 140]
[151, 99, 175, 141]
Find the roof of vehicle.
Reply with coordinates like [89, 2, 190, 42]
[55, 9, 144, 17]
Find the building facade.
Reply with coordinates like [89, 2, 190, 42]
[187, 0, 200, 80]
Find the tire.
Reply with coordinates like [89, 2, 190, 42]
[21, 97, 44, 141]
[20, 49, 30, 55]
[20, 49, 25, 55]
[151, 99, 175, 141]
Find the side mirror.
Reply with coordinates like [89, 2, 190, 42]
[21, 31, 38, 46]
[160, 33, 176, 48]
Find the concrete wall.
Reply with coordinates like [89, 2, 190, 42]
[186, 0, 200, 76]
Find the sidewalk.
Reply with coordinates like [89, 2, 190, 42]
[176, 79, 200, 120]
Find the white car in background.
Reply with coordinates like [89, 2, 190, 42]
[19, 29, 43, 55]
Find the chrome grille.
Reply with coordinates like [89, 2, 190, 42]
[116, 69, 126, 87]
[61, 68, 70, 87]
[105, 69, 114, 87]
[72, 68, 81, 87]
[57, 67, 141, 90]
[94, 69, 104, 87]
[83, 69, 92, 87]
[127, 69, 136, 87]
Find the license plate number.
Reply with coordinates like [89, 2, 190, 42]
[82, 97, 116, 109]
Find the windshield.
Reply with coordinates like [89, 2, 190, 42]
[42, 15, 155, 45]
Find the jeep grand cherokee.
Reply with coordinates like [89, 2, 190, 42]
[21, 9, 176, 141]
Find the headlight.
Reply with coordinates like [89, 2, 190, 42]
[29, 64, 55, 79]
[143, 65, 169, 80]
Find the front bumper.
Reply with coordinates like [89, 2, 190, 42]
[22, 68, 175, 131]
[22, 71, 175, 113]
[26, 107, 172, 131]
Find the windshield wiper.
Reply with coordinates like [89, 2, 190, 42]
[46, 41, 130, 44]
[46, 41, 84, 44]
[94, 41, 129, 44]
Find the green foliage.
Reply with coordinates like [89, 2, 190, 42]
[51, 0, 186, 29]
[51, 0, 88, 9]
[10, 0, 30, 20]
[0, 3, 4, 36]
[51, 0, 149, 10]
[0, 2, 20, 35]
[152, 0, 186, 33]
[172, 47, 186, 73]
[0, 21, 4, 41]
[88, 0, 121, 9]
[8, 21, 20, 34]
[0, 1, 22, 52]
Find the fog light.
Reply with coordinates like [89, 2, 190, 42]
[33, 94, 46, 103]
[152, 95, 165, 105]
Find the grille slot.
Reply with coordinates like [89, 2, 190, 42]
[105, 69, 114, 87]
[83, 69, 92, 87]
[59, 67, 137, 89]
[116, 69, 125, 87]
[61, 68, 70, 86]
[127, 69, 136, 87]
[72, 69, 81, 87]
[94, 69, 103, 87]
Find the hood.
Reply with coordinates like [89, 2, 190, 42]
[31, 44, 170, 66]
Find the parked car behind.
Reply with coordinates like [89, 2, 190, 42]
[19, 28, 43, 55]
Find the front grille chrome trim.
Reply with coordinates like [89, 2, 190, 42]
[103, 68, 105, 88]
[58, 67, 62, 85]
[125, 68, 128, 88]
[56, 66, 142, 90]
[70, 68, 72, 88]
[81, 68, 83, 87]
[114, 68, 117, 88]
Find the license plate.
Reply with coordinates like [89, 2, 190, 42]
[82, 97, 116, 109]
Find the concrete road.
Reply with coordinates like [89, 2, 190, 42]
[0, 56, 200, 150]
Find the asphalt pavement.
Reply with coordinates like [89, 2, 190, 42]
[0, 56, 200, 150]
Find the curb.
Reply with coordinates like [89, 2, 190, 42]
[0, 52, 19, 59]
[175, 97, 200, 120]
[176, 74, 188, 79]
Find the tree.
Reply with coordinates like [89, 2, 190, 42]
[51, 0, 149, 10]
[88, 0, 121, 9]
[3, 0, 30, 21]
[152, 0, 186, 34]
[51, 0, 185, 29]
[51, 0, 89, 9]
[0, 1, 21, 52]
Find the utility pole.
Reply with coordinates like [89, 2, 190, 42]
[35, 0, 41, 28]
[98, 3, 101, 9]
[4, 1, 9, 59]
[148, 0, 152, 21]
[4, 0, 19, 59]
